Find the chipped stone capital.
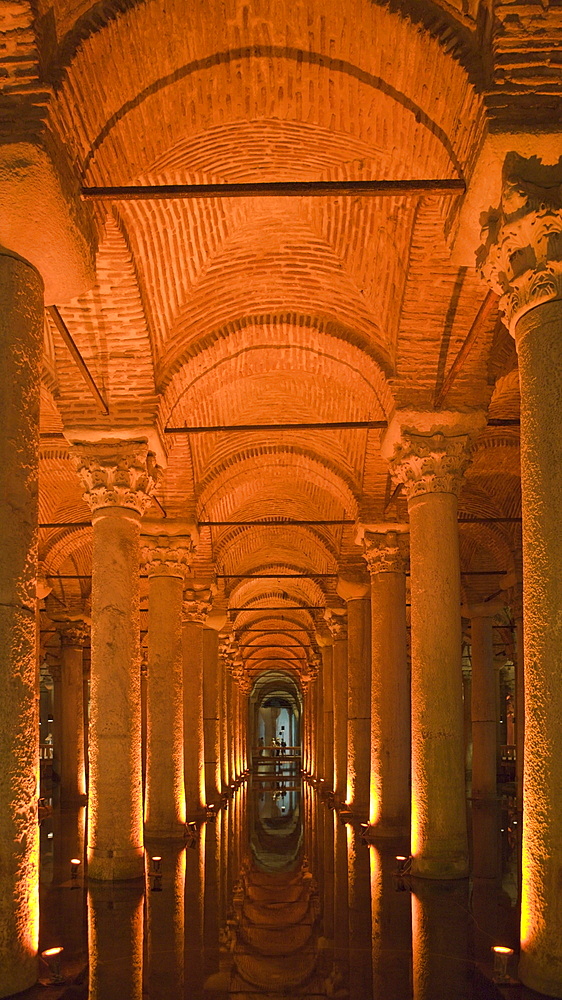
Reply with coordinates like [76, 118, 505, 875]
[69, 438, 160, 515]
[477, 153, 562, 335]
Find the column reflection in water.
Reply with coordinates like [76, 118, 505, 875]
[203, 809, 223, 991]
[370, 844, 412, 1000]
[184, 822, 205, 999]
[146, 844, 185, 998]
[41, 806, 87, 969]
[411, 878, 470, 1000]
[347, 823, 373, 1000]
[333, 810, 350, 993]
[88, 884, 143, 1000]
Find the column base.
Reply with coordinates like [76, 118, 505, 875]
[519, 952, 562, 999]
[87, 845, 144, 881]
[411, 852, 469, 880]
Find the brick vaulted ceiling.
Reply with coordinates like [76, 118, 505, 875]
[26, 0, 529, 682]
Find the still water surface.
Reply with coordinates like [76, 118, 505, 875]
[29, 777, 529, 999]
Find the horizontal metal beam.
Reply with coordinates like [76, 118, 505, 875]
[82, 178, 466, 201]
[218, 573, 336, 579]
[165, 420, 387, 433]
[40, 522, 91, 529]
[228, 606, 324, 612]
[39, 516, 521, 529]
[200, 519, 355, 526]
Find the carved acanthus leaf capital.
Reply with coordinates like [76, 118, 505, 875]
[182, 587, 213, 625]
[57, 619, 90, 648]
[323, 609, 347, 642]
[141, 535, 194, 578]
[362, 530, 407, 575]
[70, 439, 160, 515]
[477, 155, 562, 333]
[387, 431, 471, 500]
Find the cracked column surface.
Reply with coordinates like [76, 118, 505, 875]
[480, 155, 562, 996]
[70, 440, 157, 880]
[362, 528, 410, 837]
[142, 532, 193, 837]
[0, 251, 43, 997]
[385, 419, 480, 878]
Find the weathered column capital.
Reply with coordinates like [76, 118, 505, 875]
[324, 609, 347, 642]
[57, 619, 90, 648]
[141, 534, 194, 579]
[70, 438, 160, 515]
[182, 586, 213, 625]
[477, 154, 562, 336]
[384, 429, 473, 500]
[361, 529, 408, 575]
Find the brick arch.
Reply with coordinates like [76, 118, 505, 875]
[155, 213, 390, 377]
[197, 449, 359, 523]
[52, 0, 482, 184]
[161, 320, 393, 425]
[41, 527, 92, 576]
[227, 574, 327, 610]
[213, 525, 339, 575]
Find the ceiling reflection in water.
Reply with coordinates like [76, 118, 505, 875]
[35, 782, 521, 999]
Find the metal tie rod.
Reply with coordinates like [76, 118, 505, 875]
[165, 420, 387, 433]
[81, 178, 466, 201]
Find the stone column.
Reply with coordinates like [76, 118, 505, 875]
[466, 606, 500, 800]
[182, 588, 212, 819]
[479, 159, 562, 994]
[362, 528, 410, 837]
[70, 440, 157, 880]
[203, 625, 221, 807]
[316, 652, 325, 780]
[57, 619, 89, 804]
[326, 612, 348, 804]
[0, 250, 43, 997]
[384, 419, 482, 878]
[141, 531, 194, 837]
[337, 579, 371, 819]
[317, 632, 334, 791]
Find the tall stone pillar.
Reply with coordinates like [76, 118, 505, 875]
[361, 528, 410, 836]
[70, 440, 157, 880]
[141, 531, 194, 837]
[384, 419, 482, 878]
[337, 579, 371, 818]
[479, 158, 562, 995]
[0, 250, 43, 997]
[326, 612, 348, 803]
[57, 619, 89, 803]
[316, 653, 325, 780]
[466, 607, 499, 799]
[203, 625, 221, 806]
[317, 632, 334, 791]
[182, 588, 212, 819]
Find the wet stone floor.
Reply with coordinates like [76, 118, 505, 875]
[14, 772, 550, 1000]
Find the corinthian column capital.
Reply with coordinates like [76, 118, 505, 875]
[141, 534, 194, 579]
[386, 430, 472, 501]
[182, 586, 213, 625]
[477, 154, 562, 335]
[70, 438, 159, 515]
[362, 529, 408, 575]
[57, 618, 90, 648]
